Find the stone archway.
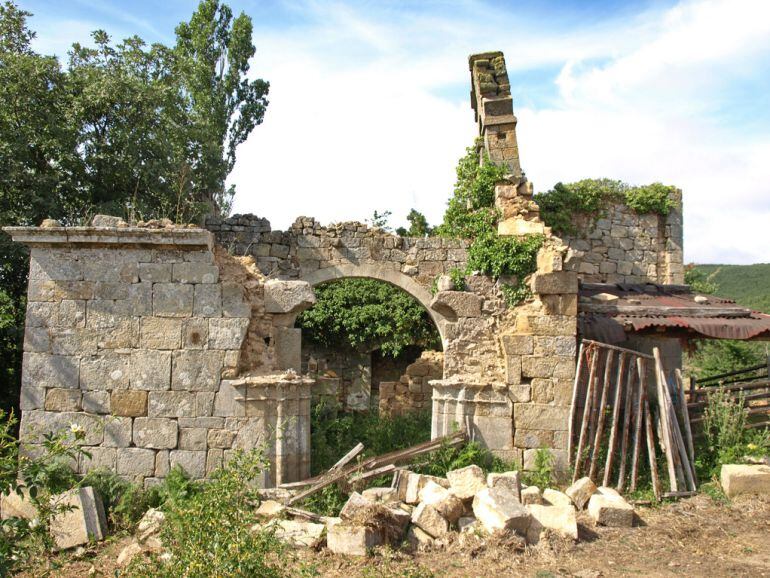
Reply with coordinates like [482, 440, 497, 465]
[300, 263, 451, 346]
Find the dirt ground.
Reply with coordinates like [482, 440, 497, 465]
[19, 493, 770, 577]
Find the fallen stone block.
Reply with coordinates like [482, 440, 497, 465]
[521, 486, 543, 505]
[418, 480, 464, 523]
[411, 502, 450, 538]
[447, 465, 487, 500]
[340, 492, 372, 520]
[49, 487, 107, 550]
[526, 504, 578, 544]
[587, 487, 634, 527]
[487, 471, 521, 501]
[137, 508, 165, 542]
[361, 487, 397, 503]
[720, 464, 770, 498]
[543, 488, 572, 508]
[117, 540, 144, 567]
[256, 499, 286, 518]
[404, 472, 423, 504]
[0, 489, 38, 521]
[270, 519, 326, 548]
[406, 525, 435, 551]
[327, 524, 383, 556]
[472, 487, 531, 535]
[565, 476, 597, 510]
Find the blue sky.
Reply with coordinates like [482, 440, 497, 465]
[20, 0, 770, 264]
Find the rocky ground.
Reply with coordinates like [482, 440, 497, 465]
[17, 491, 770, 577]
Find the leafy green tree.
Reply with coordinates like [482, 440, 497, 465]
[174, 0, 269, 216]
[366, 209, 392, 230]
[396, 209, 432, 237]
[296, 279, 440, 357]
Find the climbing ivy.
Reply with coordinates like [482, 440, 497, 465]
[437, 144, 543, 306]
[533, 178, 676, 236]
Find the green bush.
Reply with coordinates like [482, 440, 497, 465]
[415, 440, 514, 478]
[695, 390, 770, 481]
[129, 450, 285, 578]
[521, 448, 554, 488]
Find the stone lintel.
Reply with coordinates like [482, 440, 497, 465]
[3, 226, 213, 251]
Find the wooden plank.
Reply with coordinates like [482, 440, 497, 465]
[348, 464, 396, 484]
[573, 346, 600, 483]
[580, 303, 752, 318]
[675, 369, 697, 486]
[580, 282, 692, 293]
[689, 379, 770, 397]
[616, 356, 636, 492]
[587, 348, 605, 456]
[285, 430, 467, 505]
[580, 339, 654, 360]
[643, 378, 661, 501]
[567, 341, 586, 468]
[688, 389, 770, 410]
[695, 362, 768, 384]
[629, 356, 646, 492]
[660, 368, 694, 491]
[691, 406, 770, 424]
[330, 442, 364, 472]
[589, 350, 615, 480]
[653, 347, 679, 493]
[603, 351, 627, 486]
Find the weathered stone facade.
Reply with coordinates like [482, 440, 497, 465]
[6, 49, 685, 484]
[379, 351, 443, 416]
[562, 198, 684, 285]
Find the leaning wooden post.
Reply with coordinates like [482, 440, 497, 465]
[573, 346, 599, 482]
[589, 349, 614, 480]
[629, 356, 646, 492]
[616, 358, 636, 491]
[642, 361, 661, 501]
[602, 352, 626, 486]
[675, 368, 697, 486]
[567, 341, 586, 468]
[653, 347, 679, 493]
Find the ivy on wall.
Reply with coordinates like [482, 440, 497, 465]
[437, 144, 543, 306]
[533, 178, 677, 236]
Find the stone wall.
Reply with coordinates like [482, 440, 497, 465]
[302, 345, 372, 411]
[562, 194, 684, 285]
[379, 351, 442, 416]
[7, 224, 315, 488]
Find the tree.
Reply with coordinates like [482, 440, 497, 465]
[174, 0, 269, 216]
[395, 209, 432, 237]
[296, 279, 441, 357]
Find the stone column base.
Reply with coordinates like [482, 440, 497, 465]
[224, 373, 313, 487]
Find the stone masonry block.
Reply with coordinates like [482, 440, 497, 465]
[153, 283, 193, 317]
[133, 417, 178, 449]
[103, 417, 133, 447]
[193, 284, 222, 317]
[23, 353, 79, 390]
[130, 350, 171, 391]
[172, 262, 219, 284]
[170, 450, 206, 479]
[81, 391, 110, 414]
[111, 390, 148, 417]
[148, 391, 196, 418]
[49, 487, 107, 550]
[117, 448, 155, 478]
[20, 384, 45, 410]
[79, 447, 117, 472]
[221, 282, 251, 318]
[138, 262, 171, 283]
[430, 291, 481, 318]
[80, 353, 130, 390]
[49, 328, 97, 356]
[140, 317, 182, 350]
[45, 389, 82, 412]
[263, 279, 315, 314]
[208, 318, 249, 350]
[502, 334, 534, 356]
[531, 272, 578, 295]
[514, 404, 570, 432]
[183, 318, 209, 349]
[179, 428, 207, 451]
[172, 350, 224, 391]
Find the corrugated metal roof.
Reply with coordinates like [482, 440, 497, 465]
[577, 283, 770, 342]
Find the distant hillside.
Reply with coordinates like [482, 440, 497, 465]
[694, 263, 770, 314]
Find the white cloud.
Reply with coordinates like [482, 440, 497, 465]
[230, 0, 770, 263]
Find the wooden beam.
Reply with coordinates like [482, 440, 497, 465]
[581, 303, 752, 318]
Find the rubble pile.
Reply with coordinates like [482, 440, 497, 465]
[253, 469, 637, 557]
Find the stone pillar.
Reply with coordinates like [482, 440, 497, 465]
[224, 373, 313, 486]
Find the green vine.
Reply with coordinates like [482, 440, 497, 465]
[533, 178, 677, 236]
[438, 145, 543, 307]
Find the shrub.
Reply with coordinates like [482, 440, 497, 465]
[415, 440, 514, 478]
[129, 449, 285, 578]
[521, 448, 554, 488]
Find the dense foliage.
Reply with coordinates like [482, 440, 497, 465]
[296, 278, 441, 357]
[396, 209, 433, 237]
[533, 178, 676, 236]
[0, 0, 268, 415]
[684, 264, 767, 379]
[437, 144, 543, 305]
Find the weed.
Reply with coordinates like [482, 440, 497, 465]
[522, 448, 555, 488]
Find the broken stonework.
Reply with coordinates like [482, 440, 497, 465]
[487, 471, 521, 501]
[587, 487, 634, 527]
[543, 488, 572, 508]
[418, 480, 464, 523]
[49, 487, 107, 550]
[472, 487, 530, 535]
[521, 486, 543, 505]
[526, 504, 578, 543]
[269, 519, 326, 549]
[411, 502, 450, 538]
[430, 291, 482, 318]
[263, 279, 315, 313]
[327, 524, 382, 556]
[566, 476, 597, 510]
[720, 464, 770, 498]
[447, 465, 487, 500]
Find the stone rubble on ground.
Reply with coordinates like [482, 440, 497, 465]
[587, 486, 634, 527]
[566, 476, 598, 510]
